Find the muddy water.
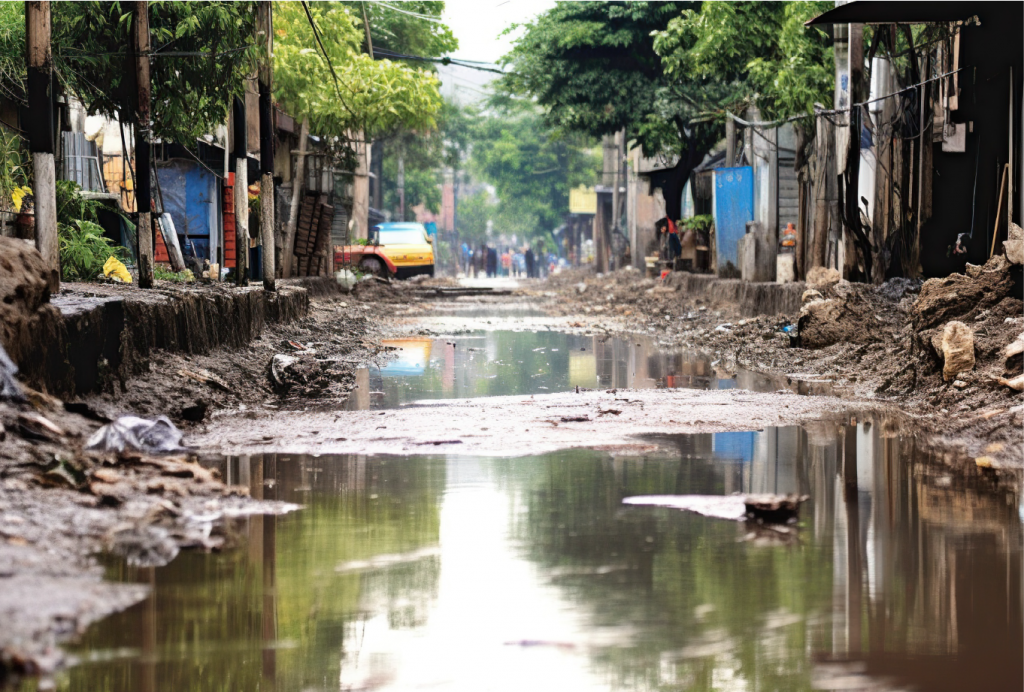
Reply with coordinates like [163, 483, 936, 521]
[347, 330, 827, 410]
[56, 421, 1021, 692]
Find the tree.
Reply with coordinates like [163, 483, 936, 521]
[499, 1, 704, 220]
[0, 2, 261, 147]
[273, 2, 442, 150]
[469, 97, 598, 237]
[344, 1, 457, 61]
[653, 1, 833, 121]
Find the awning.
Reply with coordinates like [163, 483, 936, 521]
[805, 1, 981, 27]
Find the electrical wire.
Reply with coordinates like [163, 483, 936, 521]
[370, 2, 446, 24]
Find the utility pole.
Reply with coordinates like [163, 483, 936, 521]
[133, 1, 153, 288]
[282, 117, 308, 277]
[257, 0, 275, 290]
[397, 154, 405, 220]
[26, 1, 58, 292]
[725, 116, 736, 168]
[233, 95, 249, 286]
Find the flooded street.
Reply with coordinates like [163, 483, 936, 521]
[58, 423, 1021, 691]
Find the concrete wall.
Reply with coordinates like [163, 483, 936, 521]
[665, 270, 805, 317]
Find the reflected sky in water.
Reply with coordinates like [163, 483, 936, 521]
[54, 420, 1022, 692]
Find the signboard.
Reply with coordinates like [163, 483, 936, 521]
[568, 186, 597, 214]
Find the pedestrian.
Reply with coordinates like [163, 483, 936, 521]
[525, 247, 535, 278]
[501, 250, 511, 277]
[486, 246, 498, 277]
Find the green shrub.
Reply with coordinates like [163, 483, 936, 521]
[59, 220, 130, 281]
[153, 266, 195, 283]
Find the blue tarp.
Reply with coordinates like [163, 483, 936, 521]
[712, 167, 753, 277]
[156, 160, 218, 261]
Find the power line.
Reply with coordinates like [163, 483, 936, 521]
[370, 1, 446, 24]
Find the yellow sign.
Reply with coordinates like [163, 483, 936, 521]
[569, 186, 597, 214]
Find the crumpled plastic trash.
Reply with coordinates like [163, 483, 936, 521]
[85, 415, 187, 454]
[103, 255, 133, 283]
[0, 343, 26, 402]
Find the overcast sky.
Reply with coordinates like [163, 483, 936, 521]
[437, 0, 555, 103]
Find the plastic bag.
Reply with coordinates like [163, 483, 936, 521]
[103, 256, 133, 283]
[0, 343, 26, 402]
[85, 415, 187, 454]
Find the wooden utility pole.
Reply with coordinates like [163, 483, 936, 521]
[282, 117, 308, 277]
[133, 1, 154, 287]
[725, 116, 736, 168]
[26, 1, 58, 292]
[233, 95, 249, 286]
[257, 0, 276, 290]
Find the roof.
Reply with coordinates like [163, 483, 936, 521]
[805, 1, 982, 26]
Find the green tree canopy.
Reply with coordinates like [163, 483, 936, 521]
[345, 1, 457, 61]
[498, 1, 710, 219]
[653, 1, 833, 120]
[273, 1, 443, 145]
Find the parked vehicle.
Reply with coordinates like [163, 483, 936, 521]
[335, 222, 435, 280]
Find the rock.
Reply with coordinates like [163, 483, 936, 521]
[965, 263, 983, 278]
[953, 379, 967, 388]
[1003, 241, 1024, 266]
[806, 266, 840, 288]
[940, 321, 975, 381]
[801, 289, 824, 304]
[575, 282, 588, 294]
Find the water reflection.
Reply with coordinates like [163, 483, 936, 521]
[349, 330, 743, 410]
[57, 421, 1021, 692]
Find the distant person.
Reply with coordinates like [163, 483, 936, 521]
[501, 250, 511, 277]
[486, 246, 498, 277]
[525, 247, 535, 278]
[476, 243, 487, 277]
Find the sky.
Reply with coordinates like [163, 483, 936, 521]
[436, 0, 556, 103]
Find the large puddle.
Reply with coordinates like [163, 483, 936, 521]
[347, 330, 829, 410]
[55, 420, 1021, 691]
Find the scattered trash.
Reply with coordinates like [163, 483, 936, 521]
[715, 323, 733, 332]
[335, 268, 358, 291]
[0, 342, 26, 402]
[994, 373, 1024, 391]
[85, 415, 187, 454]
[575, 282, 588, 294]
[559, 415, 590, 422]
[102, 255, 133, 283]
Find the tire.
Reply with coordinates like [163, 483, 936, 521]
[427, 265, 435, 277]
[359, 256, 385, 277]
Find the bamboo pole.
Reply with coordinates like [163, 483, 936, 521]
[989, 163, 1008, 258]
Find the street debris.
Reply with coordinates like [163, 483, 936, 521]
[0, 344, 25, 402]
[623, 493, 808, 524]
[85, 415, 187, 454]
[940, 321, 975, 381]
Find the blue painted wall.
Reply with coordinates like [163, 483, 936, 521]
[712, 166, 753, 277]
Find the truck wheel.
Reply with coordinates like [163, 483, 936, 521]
[359, 256, 385, 277]
[427, 265, 435, 277]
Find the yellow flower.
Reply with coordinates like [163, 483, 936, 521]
[11, 185, 32, 212]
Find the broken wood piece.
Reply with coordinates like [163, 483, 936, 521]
[177, 368, 232, 392]
[994, 373, 1024, 391]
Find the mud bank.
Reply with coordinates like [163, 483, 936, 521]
[536, 265, 1023, 471]
[24, 279, 313, 398]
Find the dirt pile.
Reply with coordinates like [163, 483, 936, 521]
[0, 238, 62, 384]
[797, 279, 918, 349]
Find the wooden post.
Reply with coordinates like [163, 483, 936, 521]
[282, 117, 308, 278]
[397, 153, 405, 220]
[26, 1, 58, 291]
[233, 96, 249, 286]
[725, 116, 736, 168]
[133, 1, 153, 288]
[989, 164, 1008, 257]
[257, 0, 275, 290]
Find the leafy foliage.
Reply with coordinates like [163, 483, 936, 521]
[654, 1, 834, 120]
[500, 1, 694, 158]
[273, 1, 442, 144]
[343, 1, 457, 60]
[59, 219, 129, 281]
[0, 128, 30, 211]
[50, 2, 261, 146]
